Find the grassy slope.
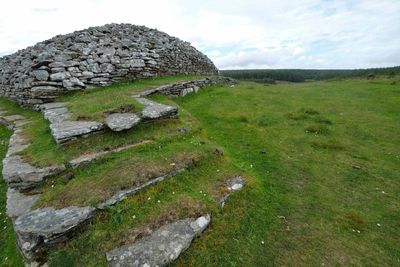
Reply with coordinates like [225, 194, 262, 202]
[1, 77, 399, 266]
[173, 78, 400, 266]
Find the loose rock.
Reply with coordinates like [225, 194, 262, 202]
[105, 113, 141, 131]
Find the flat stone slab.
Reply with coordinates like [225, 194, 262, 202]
[42, 107, 71, 124]
[106, 215, 211, 267]
[50, 120, 104, 144]
[135, 97, 178, 120]
[2, 155, 65, 189]
[39, 102, 67, 111]
[14, 206, 95, 259]
[6, 188, 40, 218]
[0, 114, 26, 129]
[105, 113, 141, 131]
[6, 129, 30, 156]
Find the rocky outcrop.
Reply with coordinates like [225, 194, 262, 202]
[0, 23, 218, 107]
[106, 215, 211, 267]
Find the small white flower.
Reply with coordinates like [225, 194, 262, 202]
[357, 230, 361, 233]
[250, 164, 253, 168]
[147, 197, 151, 200]
[382, 191, 386, 194]
[172, 192, 175, 195]
[157, 200, 161, 203]
[261, 241, 264, 244]
[377, 223, 381, 227]
[200, 191, 203, 194]
[51, 184, 54, 188]
[132, 215, 136, 219]
[170, 163, 176, 166]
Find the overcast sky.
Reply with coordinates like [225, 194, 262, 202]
[0, 0, 399, 69]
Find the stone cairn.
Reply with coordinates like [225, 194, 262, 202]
[0, 23, 218, 108]
[0, 24, 242, 266]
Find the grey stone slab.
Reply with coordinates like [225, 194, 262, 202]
[42, 107, 71, 124]
[135, 97, 178, 120]
[50, 120, 104, 144]
[39, 102, 67, 111]
[6, 188, 40, 218]
[14, 206, 95, 260]
[106, 215, 211, 267]
[2, 156, 65, 189]
[105, 113, 141, 132]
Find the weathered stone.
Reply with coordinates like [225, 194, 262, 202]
[135, 97, 178, 120]
[32, 70, 49, 81]
[6, 188, 40, 218]
[42, 107, 70, 124]
[14, 206, 95, 260]
[49, 72, 71, 81]
[62, 77, 85, 88]
[105, 113, 141, 131]
[2, 155, 65, 189]
[30, 86, 61, 98]
[106, 215, 211, 267]
[50, 121, 104, 144]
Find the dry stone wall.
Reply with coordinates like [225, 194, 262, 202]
[0, 23, 218, 107]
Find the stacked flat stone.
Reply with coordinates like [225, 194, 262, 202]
[0, 23, 218, 107]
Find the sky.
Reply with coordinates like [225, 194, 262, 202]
[0, 0, 399, 70]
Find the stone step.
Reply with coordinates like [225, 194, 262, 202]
[14, 206, 95, 260]
[106, 215, 211, 267]
[2, 155, 66, 189]
[40, 102, 105, 144]
[6, 188, 40, 219]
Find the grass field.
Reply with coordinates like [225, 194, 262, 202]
[1, 76, 399, 266]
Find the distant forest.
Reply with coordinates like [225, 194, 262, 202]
[221, 66, 400, 83]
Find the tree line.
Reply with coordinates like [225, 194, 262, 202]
[221, 66, 400, 83]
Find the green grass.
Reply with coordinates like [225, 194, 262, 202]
[58, 75, 206, 121]
[1, 76, 399, 266]
[172, 77, 400, 266]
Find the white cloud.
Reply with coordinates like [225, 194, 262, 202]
[0, 0, 399, 69]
